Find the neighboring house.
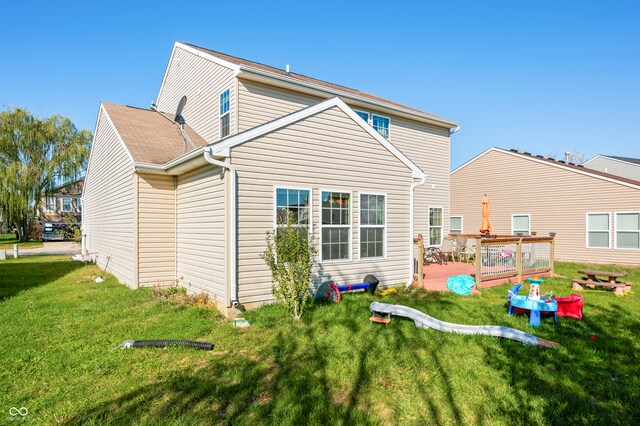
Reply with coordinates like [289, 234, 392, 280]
[40, 178, 84, 223]
[83, 42, 458, 314]
[451, 147, 640, 265]
[583, 155, 640, 182]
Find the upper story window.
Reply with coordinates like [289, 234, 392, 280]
[372, 114, 390, 139]
[615, 212, 639, 249]
[321, 191, 351, 262]
[512, 214, 530, 236]
[219, 89, 230, 139]
[587, 212, 610, 248]
[46, 197, 56, 212]
[353, 110, 390, 140]
[62, 197, 72, 213]
[450, 216, 463, 234]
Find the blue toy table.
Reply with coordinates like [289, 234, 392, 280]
[508, 295, 558, 327]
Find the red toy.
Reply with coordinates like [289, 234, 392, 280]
[555, 294, 584, 320]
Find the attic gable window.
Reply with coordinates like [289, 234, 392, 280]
[219, 88, 230, 139]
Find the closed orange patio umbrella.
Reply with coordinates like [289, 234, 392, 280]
[480, 194, 493, 235]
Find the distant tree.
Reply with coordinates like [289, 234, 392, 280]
[0, 107, 91, 241]
[546, 148, 588, 165]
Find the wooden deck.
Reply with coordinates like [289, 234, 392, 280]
[414, 261, 551, 294]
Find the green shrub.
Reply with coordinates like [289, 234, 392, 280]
[260, 216, 317, 321]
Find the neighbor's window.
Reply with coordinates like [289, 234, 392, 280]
[76, 197, 82, 213]
[587, 213, 610, 248]
[62, 197, 72, 213]
[615, 212, 640, 249]
[219, 89, 230, 139]
[512, 214, 530, 236]
[360, 193, 386, 258]
[46, 196, 56, 212]
[450, 216, 463, 234]
[372, 114, 390, 139]
[321, 191, 351, 261]
[429, 207, 443, 246]
[355, 110, 370, 122]
[275, 188, 310, 227]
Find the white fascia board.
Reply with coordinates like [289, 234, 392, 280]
[209, 96, 424, 178]
[134, 147, 209, 175]
[450, 146, 497, 175]
[100, 104, 135, 166]
[584, 154, 640, 168]
[237, 68, 459, 129]
[454, 147, 640, 190]
[82, 102, 107, 197]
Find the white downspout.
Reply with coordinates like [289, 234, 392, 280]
[203, 147, 239, 307]
[407, 173, 427, 287]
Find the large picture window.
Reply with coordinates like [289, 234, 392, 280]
[587, 212, 610, 248]
[219, 89, 230, 139]
[615, 212, 640, 249]
[275, 188, 310, 227]
[429, 207, 443, 246]
[321, 191, 351, 261]
[360, 193, 386, 258]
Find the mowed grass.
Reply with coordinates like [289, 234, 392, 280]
[0, 256, 639, 425]
[0, 232, 43, 250]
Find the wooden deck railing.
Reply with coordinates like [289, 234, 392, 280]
[472, 235, 555, 288]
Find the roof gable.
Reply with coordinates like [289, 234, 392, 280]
[584, 154, 640, 167]
[452, 147, 640, 190]
[210, 97, 424, 178]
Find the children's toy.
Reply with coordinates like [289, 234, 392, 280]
[315, 274, 379, 303]
[554, 294, 583, 320]
[506, 278, 557, 327]
[369, 302, 559, 348]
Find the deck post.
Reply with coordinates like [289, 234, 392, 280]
[516, 238, 522, 283]
[549, 233, 556, 276]
[414, 234, 424, 285]
[475, 237, 482, 288]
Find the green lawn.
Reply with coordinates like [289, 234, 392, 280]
[1, 256, 639, 425]
[0, 232, 43, 250]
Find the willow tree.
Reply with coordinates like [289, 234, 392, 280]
[0, 107, 91, 240]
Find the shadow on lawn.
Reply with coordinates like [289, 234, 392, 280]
[65, 292, 466, 425]
[476, 301, 640, 424]
[0, 256, 83, 301]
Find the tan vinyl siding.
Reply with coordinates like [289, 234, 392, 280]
[137, 173, 176, 286]
[451, 149, 640, 264]
[176, 165, 227, 303]
[237, 79, 451, 239]
[156, 46, 236, 143]
[83, 108, 136, 286]
[231, 106, 414, 304]
[584, 157, 640, 182]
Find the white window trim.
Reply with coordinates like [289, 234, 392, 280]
[450, 215, 463, 234]
[272, 186, 313, 233]
[371, 113, 391, 140]
[218, 87, 232, 140]
[62, 197, 73, 213]
[358, 191, 387, 260]
[586, 212, 611, 249]
[319, 188, 353, 263]
[614, 211, 640, 250]
[511, 214, 531, 235]
[46, 196, 56, 212]
[428, 206, 444, 247]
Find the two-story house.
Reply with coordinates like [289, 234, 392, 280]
[82, 42, 458, 314]
[40, 178, 84, 223]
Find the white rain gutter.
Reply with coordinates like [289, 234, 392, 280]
[203, 147, 239, 308]
[449, 125, 460, 136]
[407, 173, 427, 288]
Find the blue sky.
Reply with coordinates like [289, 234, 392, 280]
[2, 1, 638, 169]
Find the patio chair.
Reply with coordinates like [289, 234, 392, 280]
[423, 237, 454, 265]
[453, 236, 469, 262]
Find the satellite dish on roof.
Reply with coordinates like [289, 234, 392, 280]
[174, 95, 187, 125]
